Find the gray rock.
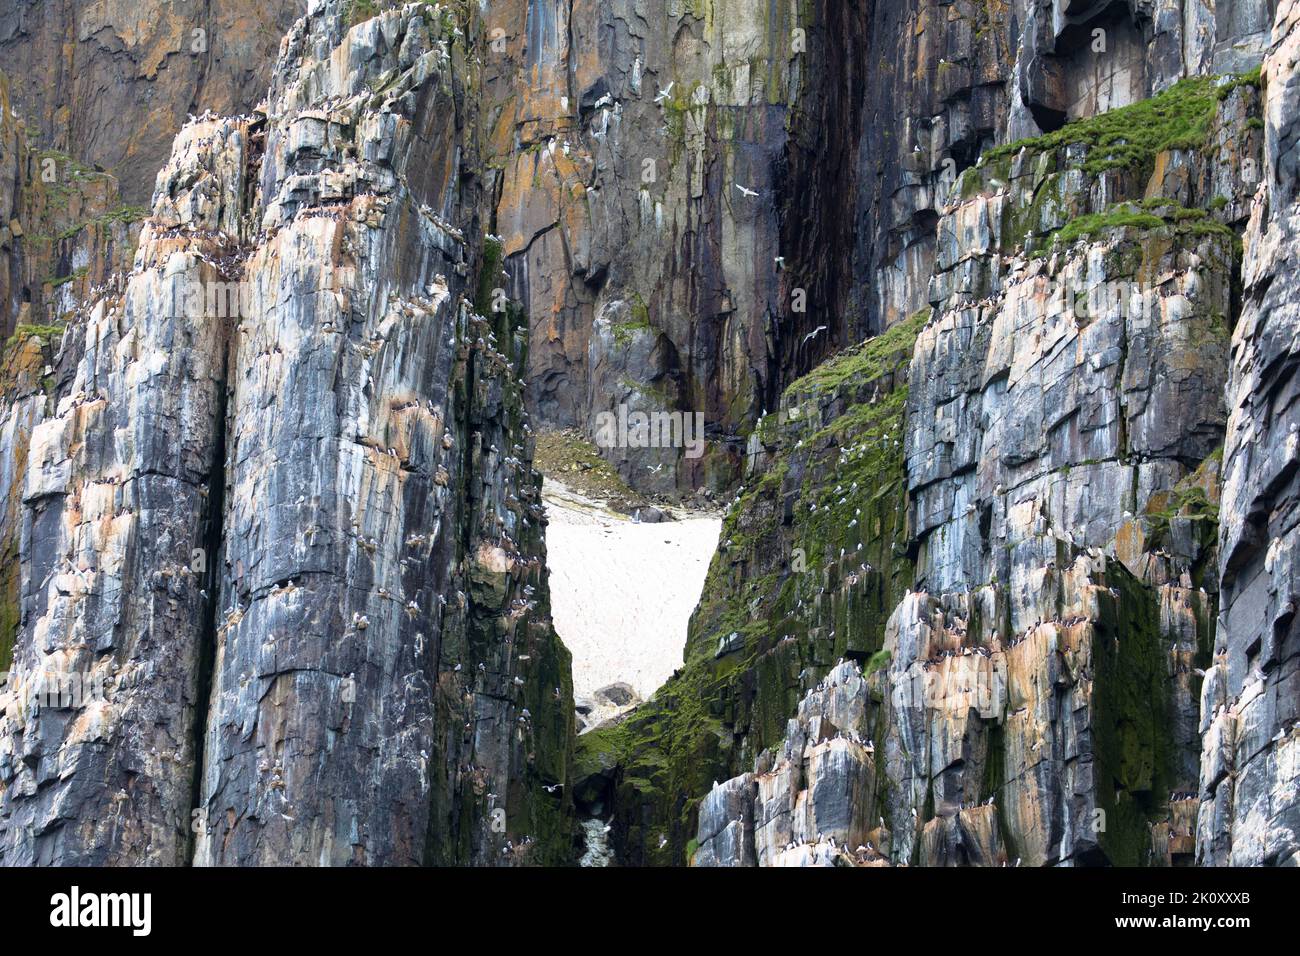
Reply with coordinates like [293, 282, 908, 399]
[1201, 0, 1300, 865]
[593, 682, 639, 708]
[0, 3, 575, 868]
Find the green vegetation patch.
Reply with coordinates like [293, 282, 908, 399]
[6, 323, 65, 349]
[610, 295, 656, 346]
[1050, 198, 1238, 249]
[533, 429, 641, 504]
[1217, 65, 1262, 101]
[1090, 563, 1177, 866]
[582, 312, 925, 864]
[785, 308, 926, 396]
[345, 0, 381, 25]
[56, 204, 149, 241]
[986, 76, 1222, 177]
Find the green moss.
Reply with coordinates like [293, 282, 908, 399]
[344, 0, 381, 25]
[589, 314, 923, 864]
[786, 309, 926, 396]
[0, 601, 15, 672]
[1090, 563, 1177, 866]
[574, 650, 731, 865]
[6, 323, 64, 349]
[1141, 453, 1222, 592]
[34, 148, 101, 184]
[474, 235, 504, 317]
[864, 649, 891, 676]
[55, 204, 149, 241]
[959, 165, 986, 200]
[986, 76, 1222, 178]
[1050, 199, 1237, 248]
[610, 294, 656, 346]
[1051, 207, 1166, 246]
[1217, 65, 1263, 101]
[45, 268, 87, 290]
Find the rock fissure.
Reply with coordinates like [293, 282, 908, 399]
[186, 339, 231, 866]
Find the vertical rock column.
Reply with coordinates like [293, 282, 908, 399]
[0, 2, 575, 868]
[0, 111, 246, 863]
[1200, 0, 1300, 867]
[192, 4, 573, 866]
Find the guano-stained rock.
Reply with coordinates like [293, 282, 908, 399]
[0, 1, 575, 868]
[1200, 0, 1300, 868]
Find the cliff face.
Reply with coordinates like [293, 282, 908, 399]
[0, 1, 573, 866]
[0, 0, 1295, 870]
[579, 0, 1297, 870]
[2, 0, 1277, 498]
[1201, 0, 1300, 867]
[0, 0, 304, 204]
[575, 314, 918, 864]
[848, 0, 1274, 333]
[482, 0, 845, 495]
[480, 0, 1278, 499]
[0, 69, 144, 339]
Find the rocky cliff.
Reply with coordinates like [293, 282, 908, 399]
[577, 0, 1299, 870]
[1200, 0, 1300, 867]
[480, 0, 834, 495]
[0, 0, 304, 204]
[0, 1, 573, 867]
[482, 0, 1279, 500]
[0, 0, 1295, 870]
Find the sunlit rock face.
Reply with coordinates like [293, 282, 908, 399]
[695, 661, 885, 868]
[1200, 0, 1300, 868]
[850, 0, 1262, 334]
[0, 2, 574, 867]
[482, 0, 830, 494]
[474, 0, 1280, 499]
[5, 2, 1275, 499]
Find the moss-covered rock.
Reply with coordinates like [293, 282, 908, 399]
[575, 313, 924, 864]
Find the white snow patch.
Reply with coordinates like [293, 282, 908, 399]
[544, 479, 720, 705]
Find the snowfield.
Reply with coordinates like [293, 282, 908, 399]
[543, 479, 721, 707]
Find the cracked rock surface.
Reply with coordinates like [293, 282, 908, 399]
[0, 1, 574, 867]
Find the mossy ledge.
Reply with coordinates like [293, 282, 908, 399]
[984, 75, 1224, 178]
[1050, 198, 1239, 250]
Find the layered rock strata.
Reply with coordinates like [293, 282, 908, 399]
[0, 0, 304, 204]
[1199, 0, 1300, 867]
[588, 40, 1269, 869]
[0, 1, 573, 867]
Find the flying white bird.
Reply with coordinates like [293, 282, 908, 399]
[734, 183, 758, 198]
[802, 325, 828, 345]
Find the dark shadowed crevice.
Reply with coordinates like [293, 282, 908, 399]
[185, 347, 230, 865]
